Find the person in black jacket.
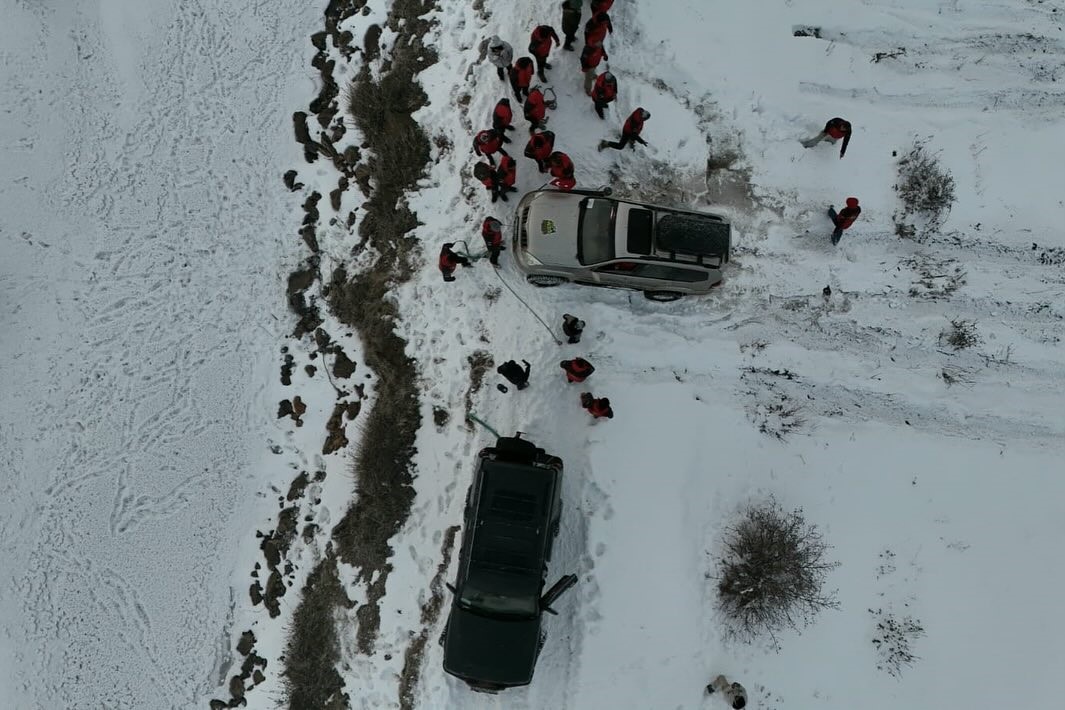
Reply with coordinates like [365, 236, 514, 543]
[560, 0, 582, 50]
[562, 313, 585, 343]
[801, 117, 852, 158]
[497, 359, 531, 390]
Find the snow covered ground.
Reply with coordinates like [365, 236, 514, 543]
[4, 0, 1064, 708]
[0, 1, 321, 707]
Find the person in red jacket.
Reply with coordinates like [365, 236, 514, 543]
[473, 128, 508, 164]
[492, 98, 515, 141]
[496, 154, 518, 201]
[584, 11, 613, 48]
[474, 161, 501, 202]
[591, 0, 614, 12]
[560, 358, 596, 383]
[529, 25, 560, 81]
[481, 217, 504, 265]
[580, 392, 613, 419]
[802, 117, 852, 158]
[524, 87, 548, 132]
[524, 130, 555, 172]
[548, 151, 575, 190]
[439, 242, 471, 282]
[509, 57, 535, 101]
[591, 71, 617, 119]
[599, 107, 650, 151]
[580, 43, 608, 95]
[828, 197, 861, 245]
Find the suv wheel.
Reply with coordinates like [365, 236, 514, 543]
[644, 290, 684, 302]
[527, 275, 566, 287]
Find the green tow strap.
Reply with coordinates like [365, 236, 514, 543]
[466, 413, 502, 438]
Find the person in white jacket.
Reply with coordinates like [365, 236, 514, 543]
[706, 674, 748, 709]
[487, 36, 513, 81]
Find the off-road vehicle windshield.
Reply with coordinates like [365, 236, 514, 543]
[459, 566, 539, 618]
[577, 197, 614, 264]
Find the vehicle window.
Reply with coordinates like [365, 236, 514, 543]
[632, 264, 710, 282]
[460, 575, 538, 618]
[626, 209, 654, 255]
[578, 198, 615, 265]
[594, 261, 638, 272]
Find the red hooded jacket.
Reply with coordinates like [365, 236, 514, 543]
[835, 203, 861, 230]
[524, 89, 547, 123]
[510, 58, 535, 89]
[474, 129, 503, 159]
[549, 152, 575, 190]
[482, 218, 503, 248]
[524, 131, 555, 163]
[591, 0, 614, 12]
[439, 245, 461, 272]
[585, 13, 613, 46]
[492, 99, 513, 130]
[529, 25, 560, 59]
[561, 358, 596, 383]
[623, 109, 646, 137]
[592, 74, 617, 103]
[497, 155, 517, 188]
[580, 44, 608, 72]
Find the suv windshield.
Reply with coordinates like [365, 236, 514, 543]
[578, 198, 615, 265]
[459, 567, 539, 618]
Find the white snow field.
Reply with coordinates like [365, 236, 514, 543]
[310, 0, 1065, 709]
[0, 1, 322, 707]
[3, 0, 1065, 708]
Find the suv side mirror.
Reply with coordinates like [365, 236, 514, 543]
[446, 583, 457, 595]
[539, 574, 578, 615]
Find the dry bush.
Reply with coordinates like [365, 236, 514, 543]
[939, 319, 980, 350]
[894, 139, 956, 239]
[870, 607, 924, 677]
[715, 499, 839, 644]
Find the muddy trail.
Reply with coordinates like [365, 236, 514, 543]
[211, 0, 437, 708]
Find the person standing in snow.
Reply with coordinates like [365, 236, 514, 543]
[481, 217, 504, 265]
[474, 161, 501, 202]
[591, 0, 614, 12]
[495, 154, 518, 202]
[580, 42, 609, 96]
[524, 86, 549, 132]
[802, 117, 852, 158]
[584, 11, 613, 48]
[525, 130, 556, 173]
[529, 25, 561, 82]
[828, 197, 861, 245]
[509, 56, 535, 102]
[560, 0, 582, 51]
[497, 359, 532, 390]
[492, 98, 515, 140]
[599, 107, 650, 151]
[487, 36, 514, 81]
[548, 151, 576, 190]
[591, 71, 618, 119]
[473, 128, 508, 164]
[560, 357, 596, 383]
[439, 243, 471, 282]
[562, 313, 585, 343]
[706, 675, 748, 709]
[580, 392, 613, 419]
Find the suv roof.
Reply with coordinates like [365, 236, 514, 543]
[470, 459, 554, 573]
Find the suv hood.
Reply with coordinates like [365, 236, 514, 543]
[443, 606, 541, 687]
[523, 191, 582, 267]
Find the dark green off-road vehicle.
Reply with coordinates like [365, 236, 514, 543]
[442, 435, 577, 692]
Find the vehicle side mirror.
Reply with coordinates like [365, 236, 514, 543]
[539, 574, 577, 614]
[446, 583, 456, 595]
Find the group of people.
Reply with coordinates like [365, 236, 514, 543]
[495, 313, 614, 420]
[801, 116, 862, 244]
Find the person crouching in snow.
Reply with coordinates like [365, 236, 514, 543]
[524, 86, 549, 132]
[599, 107, 650, 151]
[492, 98, 515, 141]
[473, 128, 508, 165]
[560, 357, 595, 383]
[481, 217, 504, 265]
[580, 392, 613, 419]
[486, 36, 514, 81]
[548, 151, 576, 190]
[509, 57, 535, 101]
[562, 313, 585, 343]
[706, 675, 747, 709]
[828, 197, 861, 245]
[525, 130, 555, 173]
[802, 117, 852, 158]
[497, 359, 531, 390]
[439, 243, 471, 282]
[591, 71, 618, 119]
